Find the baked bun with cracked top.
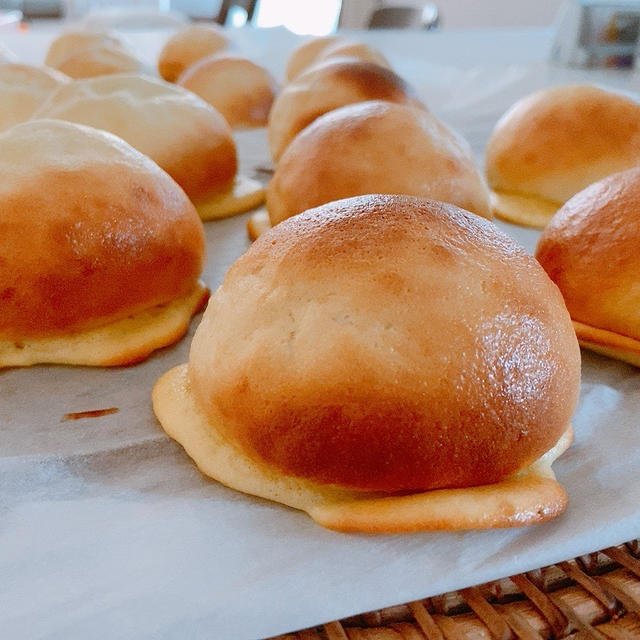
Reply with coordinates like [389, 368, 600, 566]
[486, 84, 640, 228]
[35, 74, 264, 220]
[0, 63, 69, 133]
[154, 195, 580, 532]
[177, 53, 278, 129]
[45, 30, 123, 68]
[268, 59, 422, 162]
[252, 100, 489, 239]
[158, 23, 229, 83]
[0, 119, 207, 368]
[536, 166, 640, 367]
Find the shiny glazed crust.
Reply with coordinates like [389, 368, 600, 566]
[268, 101, 490, 223]
[178, 54, 278, 129]
[0, 63, 69, 133]
[158, 24, 229, 83]
[535, 167, 640, 344]
[153, 364, 572, 532]
[188, 195, 580, 492]
[0, 119, 206, 341]
[268, 59, 421, 161]
[34, 74, 237, 202]
[486, 85, 640, 210]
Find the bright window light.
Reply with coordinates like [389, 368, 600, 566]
[255, 0, 341, 35]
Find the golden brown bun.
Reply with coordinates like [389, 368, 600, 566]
[268, 60, 421, 162]
[158, 24, 229, 83]
[0, 119, 205, 342]
[188, 195, 580, 493]
[285, 36, 341, 82]
[315, 40, 389, 69]
[177, 53, 277, 129]
[45, 31, 123, 68]
[0, 63, 69, 133]
[55, 44, 143, 79]
[35, 74, 237, 203]
[268, 100, 490, 225]
[536, 166, 640, 363]
[486, 85, 640, 226]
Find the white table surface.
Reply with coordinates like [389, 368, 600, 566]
[1, 23, 640, 640]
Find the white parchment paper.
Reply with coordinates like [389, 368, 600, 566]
[1, 26, 639, 640]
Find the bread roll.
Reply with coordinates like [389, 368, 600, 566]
[45, 31, 123, 68]
[0, 63, 69, 133]
[268, 59, 421, 162]
[486, 84, 640, 227]
[285, 35, 341, 82]
[0, 119, 207, 368]
[55, 44, 144, 79]
[35, 74, 235, 203]
[264, 100, 490, 233]
[158, 23, 229, 83]
[154, 195, 580, 532]
[178, 53, 277, 129]
[536, 167, 640, 366]
[315, 40, 389, 69]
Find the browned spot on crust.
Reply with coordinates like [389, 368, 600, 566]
[61, 407, 119, 421]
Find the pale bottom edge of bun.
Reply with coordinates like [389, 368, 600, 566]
[153, 364, 572, 533]
[246, 209, 271, 241]
[0, 281, 209, 369]
[574, 320, 640, 367]
[490, 190, 560, 229]
[196, 175, 265, 221]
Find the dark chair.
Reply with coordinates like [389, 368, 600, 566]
[368, 4, 439, 30]
[216, 0, 258, 25]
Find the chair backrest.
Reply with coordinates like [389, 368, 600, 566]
[216, 0, 258, 25]
[368, 5, 439, 30]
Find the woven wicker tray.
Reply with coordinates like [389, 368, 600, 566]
[271, 540, 640, 639]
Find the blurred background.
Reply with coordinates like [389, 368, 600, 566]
[0, 0, 568, 32]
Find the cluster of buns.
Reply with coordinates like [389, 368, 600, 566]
[158, 23, 278, 131]
[11, 31, 629, 534]
[249, 36, 490, 239]
[485, 83, 640, 369]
